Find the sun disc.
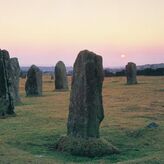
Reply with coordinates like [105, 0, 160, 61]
[121, 54, 126, 58]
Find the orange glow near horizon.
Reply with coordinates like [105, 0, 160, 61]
[0, 0, 164, 66]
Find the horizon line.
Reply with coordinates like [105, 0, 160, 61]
[20, 62, 164, 68]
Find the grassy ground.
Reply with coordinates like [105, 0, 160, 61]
[0, 76, 163, 164]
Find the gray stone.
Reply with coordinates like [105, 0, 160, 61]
[55, 61, 68, 91]
[67, 50, 104, 138]
[25, 65, 42, 96]
[55, 50, 119, 157]
[126, 62, 137, 85]
[147, 122, 159, 129]
[0, 49, 15, 117]
[10, 58, 21, 104]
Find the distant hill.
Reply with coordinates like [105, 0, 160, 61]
[137, 63, 164, 70]
[21, 63, 164, 74]
[21, 66, 73, 74]
[104, 63, 164, 77]
[104, 63, 164, 73]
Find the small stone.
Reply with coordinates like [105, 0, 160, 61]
[25, 65, 42, 96]
[126, 62, 138, 85]
[54, 61, 68, 91]
[50, 74, 54, 80]
[147, 122, 159, 129]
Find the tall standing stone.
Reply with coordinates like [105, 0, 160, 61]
[25, 65, 42, 96]
[54, 61, 68, 91]
[56, 50, 119, 157]
[67, 50, 104, 138]
[0, 49, 15, 117]
[126, 62, 137, 85]
[10, 58, 21, 103]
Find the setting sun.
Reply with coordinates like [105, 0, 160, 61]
[121, 54, 126, 59]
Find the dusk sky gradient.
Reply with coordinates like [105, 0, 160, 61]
[1, 0, 164, 67]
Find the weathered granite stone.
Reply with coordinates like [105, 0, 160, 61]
[10, 58, 21, 103]
[126, 62, 137, 85]
[55, 50, 119, 157]
[0, 49, 15, 117]
[25, 65, 42, 96]
[55, 61, 68, 91]
[67, 50, 104, 138]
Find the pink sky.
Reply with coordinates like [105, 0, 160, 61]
[1, 0, 164, 67]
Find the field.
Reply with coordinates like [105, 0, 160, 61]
[0, 76, 164, 164]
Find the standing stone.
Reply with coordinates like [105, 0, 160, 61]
[56, 50, 119, 157]
[54, 61, 68, 91]
[25, 65, 42, 96]
[10, 58, 21, 104]
[126, 62, 138, 85]
[50, 73, 54, 80]
[0, 49, 15, 117]
[67, 50, 104, 138]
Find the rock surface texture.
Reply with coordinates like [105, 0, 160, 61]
[25, 65, 42, 96]
[10, 58, 21, 103]
[55, 61, 68, 91]
[56, 50, 119, 157]
[67, 50, 104, 138]
[0, 49, 15, 117]
[126, 62, 138, 85]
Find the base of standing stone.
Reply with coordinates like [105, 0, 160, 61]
[26, 94, 42, 97]
[0, 112, 16, 119]
[126, 82, 138, 85]
[55, 136, 119, 157]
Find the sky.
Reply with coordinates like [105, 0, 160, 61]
[0, 0, 164, 67]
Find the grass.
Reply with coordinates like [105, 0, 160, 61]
[0, 75, 164, 163]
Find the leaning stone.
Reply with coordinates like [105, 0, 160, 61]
[54, 61, 68, 91]
[0, 49, 15, 117]
[125, 62, 138, 85]
[55, 50, 119, 157]
[10, 58, 21, 104]
[25, 65, 42, 96]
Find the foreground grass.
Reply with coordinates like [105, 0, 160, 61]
[0, 76, 164, 163]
